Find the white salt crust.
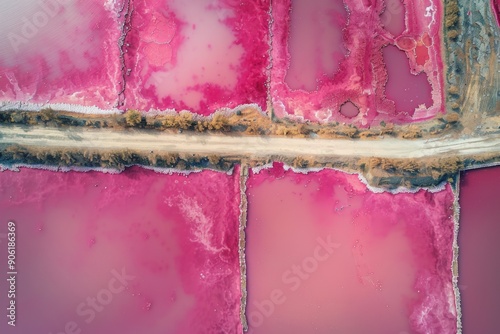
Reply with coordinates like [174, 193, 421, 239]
[0, 163, 236, 176]
[0, 101, 267, 119]
[251, 163, 447, 194]
[0, 101, 120, 115]
[451, 175, 463, 334]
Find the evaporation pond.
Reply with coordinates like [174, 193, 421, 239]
[284, 0, 347, 91]
[458, 166, 500, 333]
[0, 0, 121, 109]
[0, 166, 242, 334]
[270, 0, 443, 125]
[124, 0, 269, 114]
[245, 163, 457, 333]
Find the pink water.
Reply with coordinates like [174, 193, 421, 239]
[380, 0, 406, 36]
[383, 45, 433, 116]
[340, 101, 360, 118]
[0, 0, 269, 114]
[459, 167, 500, 333]
[0, 0, 122, 109]
[271, 0, 444, 126]
[124, 0, 269, 114]
[0, 167, 241, 334]
[246, 163, 457, 334]
[284, 0, 347, 91]
[492, 0, 500, 26]
[0, 0, 446, 121]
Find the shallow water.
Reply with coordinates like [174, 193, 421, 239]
[0, 0, 121, 109]
[380, 0, 406, 36]
[124, 0, 269, 114]
[459, 167, 500, 333]
[284, 0, 347, 91]
[246, 164, 457, 333]
[271, 0, 444, 125]
[0, 167, 241, 334]
[383, 45, 433, 116]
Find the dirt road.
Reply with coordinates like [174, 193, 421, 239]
[1, 126, 500, 160]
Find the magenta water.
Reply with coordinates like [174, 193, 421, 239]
[123, 0, 269, 114]
[271, 0, 444, 126]
[458, 166, 500, 333]
[246, 163, 457, 333]
[492, 0, 500, 26]
[0, 0, 122, 109]
[0, 167, 241, 334]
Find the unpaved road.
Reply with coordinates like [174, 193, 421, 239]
[1, 126, 500, 159]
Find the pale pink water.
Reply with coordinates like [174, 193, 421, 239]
[0, 0, 122, 109]
[0, 167, 241, 334]
[0, 0, 269, 114]
[124, 0, 269, 114]
[459, 167, 500, 333]
[246, 163, 457, 334]
[380, 0, 406, 36]
[284, 0, 347, 91]
[383, 45, 433, 116]
[340, 101, 360, 118]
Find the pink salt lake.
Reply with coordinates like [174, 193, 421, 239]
[459, 167, 500, 333]
[0, 0, 122, 109]
[0, 0, 269, 114]
[0, 167, 241, 334]
[124, 0, 269, 114]
[0, 0, 442, 124]
[271, 0, 443, 125]
[246, 164, 457, 334]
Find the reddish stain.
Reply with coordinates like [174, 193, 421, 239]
[415, 44, 429, 66]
